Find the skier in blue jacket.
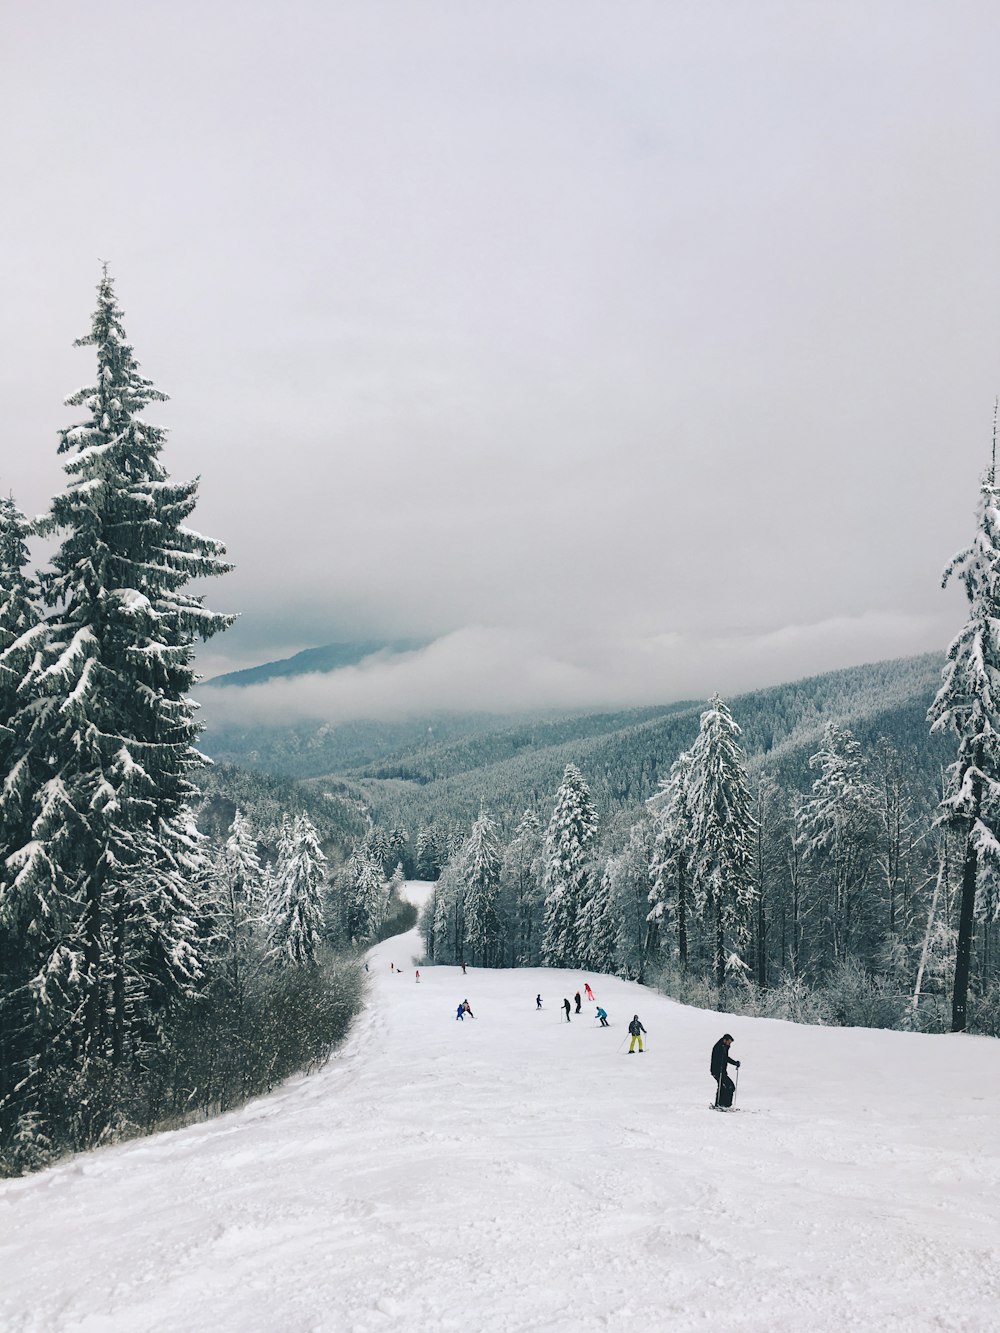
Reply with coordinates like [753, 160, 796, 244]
[596, 1006, 609, 1027]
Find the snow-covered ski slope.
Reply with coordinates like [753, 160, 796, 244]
[3, 883, 1000, 1333]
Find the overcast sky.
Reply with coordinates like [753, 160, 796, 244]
[3, 1, 999, 724]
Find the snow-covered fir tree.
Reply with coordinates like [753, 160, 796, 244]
[796, 723, 879, 968]
[415, 827, 442, 880]
[596, 816, 656, 980]
[648, 748, 695, 969]
[500, 810, 543, 966]
[579, 855, 623, 976]
[928, 459, 1000, 1031]
[0, 496, 47, 1126]
[0, 271, 234, 1145]
[346, 849, 385, 945]
[461, 808, 503, 967]
[541, 764, 598, 968]
[685, 697, 757, 988]
[266, 814, 327, 967]
[212, 810, 265, 1006]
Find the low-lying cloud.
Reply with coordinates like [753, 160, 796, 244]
[198, 610, 947, 730]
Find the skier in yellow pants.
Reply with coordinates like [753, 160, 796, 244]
[628, 1015, 646, 1052]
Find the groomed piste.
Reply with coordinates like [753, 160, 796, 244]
[3, 882, 1000, 1332]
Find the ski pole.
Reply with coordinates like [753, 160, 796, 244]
[733, 1065, 740, 1105]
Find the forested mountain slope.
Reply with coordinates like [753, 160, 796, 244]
[289, 653, 950, 833]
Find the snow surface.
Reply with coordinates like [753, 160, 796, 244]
[3, 881, 1000, 1333]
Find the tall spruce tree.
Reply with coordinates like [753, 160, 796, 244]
[462, 808, 503, 967]
[541, 764, 598, 968]
[212, 810, 264, 1008]
[928, 459, 1000, 1032]
[686, 696, 756, 988]
[796, 724, 879, 968]
[501, 810, 543, 967]
[346, 849, 385, 945]
[0, 271, 234, 1144]
[0, 496, 46, 1124]
[648, 748, 695, 970]
[266, 814, 327, 967]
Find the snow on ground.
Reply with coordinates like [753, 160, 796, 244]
[3, 882, 1000, 1332]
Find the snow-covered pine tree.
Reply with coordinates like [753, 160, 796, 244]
[579, 855, 623, 977]
[648, 748, 695, 970]
[363, 826, 390, 875]
[928, 457, 1000, 1031]
[0, 496, 43, 768]
[541, 764, 598, 968]
[461, 808, 503, 967]
[686, 697, 757, 988]
[501, 810, 543, 966]
[0, 496, 47, 1126]
[213, 810, 265, 1006]
[599, 816, 656, 980]
[415, 827, 442, 880]
[387, 825, 410, 872]
[266, 814, 327, 967]
[346, 849, 385, 945]
[0, 271, 234, 1141]
[796, 723, 879, 967]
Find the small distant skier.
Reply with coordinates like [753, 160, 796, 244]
[456, 1002, 465, 1021]
[574, 991, 582, 1014]
[563, 998, 572, 1023]
[364, 962, 369, 972]
[391, 962, 395, 972]
[628, 1014, 646, 1053]
[536, 994, 543, 1010]
[463, 999, 475, 1019]
[415, 969, 420, 983]
[596, 1006, 609, 1027]
[461, 961, 467, 975]
[584, 983, 595, 1002]
[711, 1033, 740, 1108]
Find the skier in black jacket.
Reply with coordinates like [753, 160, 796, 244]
[627, 1015, 646, 1053]
[711, 1033, 740, 1107]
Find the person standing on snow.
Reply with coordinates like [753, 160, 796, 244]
[415, 969, 420, 983]
[584, 983, 595, 1002]
[536, 994, 543, 1010]
[627, 1014, 646, 1053]
[711, 1033, 740, 1107]
[563, 998, 572, 1022]
[596, 1006, 609, 1027]
[463, 999, 475, 1018]
[574, 991, 582, 1014]
[456, 1002, 465, 1021]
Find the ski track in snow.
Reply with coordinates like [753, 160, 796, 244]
[3, 882, 1000, 1332]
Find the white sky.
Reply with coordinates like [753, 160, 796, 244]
[3, 1, 999, 720]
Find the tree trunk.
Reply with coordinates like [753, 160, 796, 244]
[756, 886, 767, 989]
[952, 836, 978, 1032]
[715, 892, 725, 990]
[111, 879, 127, 1068]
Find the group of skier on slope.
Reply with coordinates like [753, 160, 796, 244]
[427, 959, 743, 1109]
